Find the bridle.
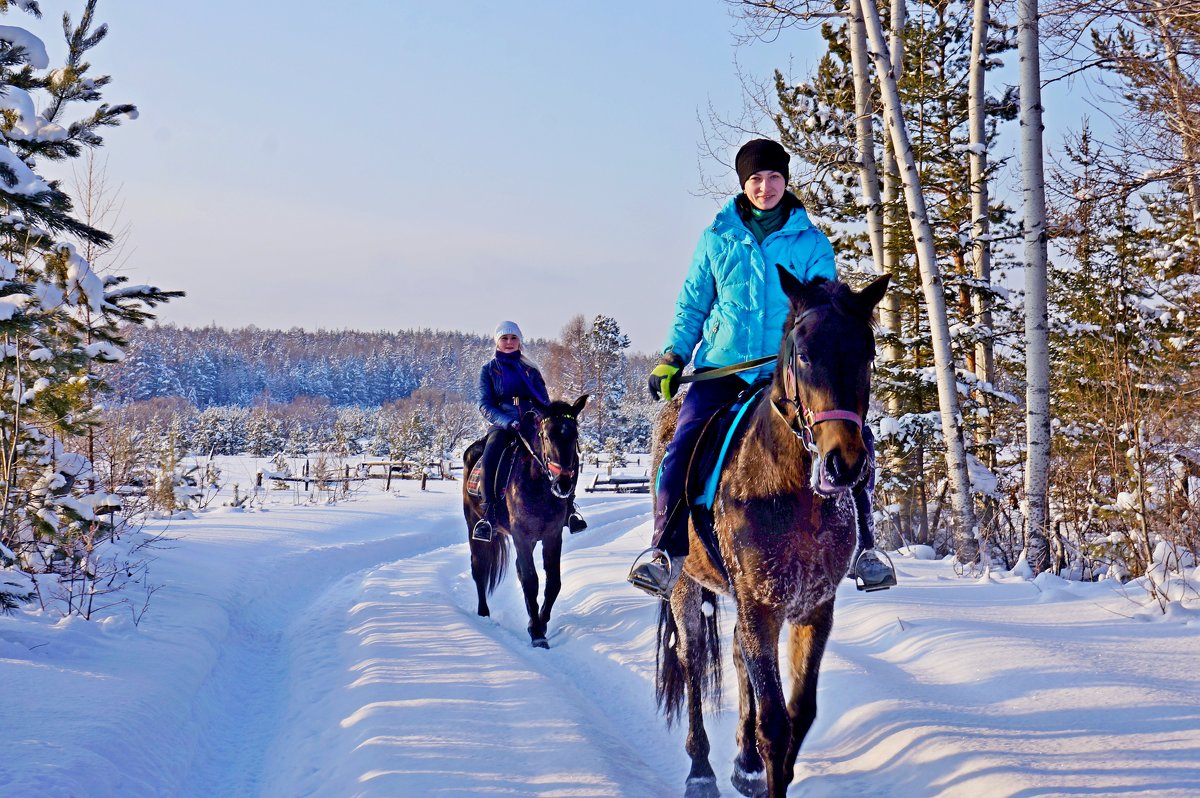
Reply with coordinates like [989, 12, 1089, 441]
[772, 305, 864, 456]
[516, 408, 580, 499]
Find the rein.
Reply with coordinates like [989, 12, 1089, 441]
[772, 306, 862, 454]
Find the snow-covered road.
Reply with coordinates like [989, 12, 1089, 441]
[2, 469, 1198, 797]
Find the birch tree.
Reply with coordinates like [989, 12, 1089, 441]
[860, 0, 979, 561]
[1018, 0, 1052, 572]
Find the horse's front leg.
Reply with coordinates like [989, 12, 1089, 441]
[783, 601, 835, 784]
[673, 579, 720, 798]
[731, 625, 766, 797]
[736, 603, 788, 798]
[512, 535, 547, 648]
[538, 529, 563, 630]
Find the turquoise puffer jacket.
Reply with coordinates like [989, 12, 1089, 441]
[662, 194, 837, 382]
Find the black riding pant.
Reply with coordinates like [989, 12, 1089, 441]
[652, 373, 749, 557]
[480, 426, 515, 509]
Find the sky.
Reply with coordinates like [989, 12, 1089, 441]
[19, 0, 827, 353]
[1, 459, 1197, 796]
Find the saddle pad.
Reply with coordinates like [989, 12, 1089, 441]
[465, 438, 519, 501]
[685, 380, 769, 586]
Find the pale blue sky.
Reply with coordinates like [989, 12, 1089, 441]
[28, 0, 812, 353]
[32, 2, 1090, 353]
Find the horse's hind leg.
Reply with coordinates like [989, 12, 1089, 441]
[538, 531, 563, 631]
[673, 579, 720, 798]
[731, 626, 766, 797]
[512, 536, 548, 648]
[469, 539, 491, 617]
[782, 601, 835, 784]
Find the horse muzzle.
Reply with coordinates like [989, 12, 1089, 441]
[813, 450, 866, 497]
[546, 461, 576, 498]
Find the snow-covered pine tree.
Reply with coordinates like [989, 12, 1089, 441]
[0, 1, 179, 612]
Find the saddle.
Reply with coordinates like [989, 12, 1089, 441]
[683, 380, 770, 585]
[465, 435, 520, 509]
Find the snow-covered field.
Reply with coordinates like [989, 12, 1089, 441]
[2, 457, 1198, 798]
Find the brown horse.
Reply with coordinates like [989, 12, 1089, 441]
[655, 271, 889, 798]
[463, 396, 587, 648]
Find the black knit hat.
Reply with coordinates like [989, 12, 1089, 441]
[735, 139, 790, 188]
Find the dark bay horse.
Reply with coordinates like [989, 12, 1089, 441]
[463, 396, 587, 648]
[655, 271, 889, 798]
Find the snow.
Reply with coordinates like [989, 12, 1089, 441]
[0, 24, 48, 69]
[0, 143, 50, 196]
[1, 457, 1198, 797]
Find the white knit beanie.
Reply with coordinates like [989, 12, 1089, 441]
[494, 320, 523, 344]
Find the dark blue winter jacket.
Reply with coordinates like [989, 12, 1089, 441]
[478, 350, 551, 429]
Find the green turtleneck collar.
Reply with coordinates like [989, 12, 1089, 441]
[736, 192, 800, 244]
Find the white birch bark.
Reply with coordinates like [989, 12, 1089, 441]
[861, 0, 978, 558]
[1152, 6, 1200, 235]
[879, 0, 905, 383]
[848, 0, 885, 273]
[1017, 0, 1051, 570]
[968, 0, 994, 391]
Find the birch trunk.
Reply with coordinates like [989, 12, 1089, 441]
[1152, 6, 1200, 235]
[848, 0, 885, 273]
[1018, 0, 1051, 572]
[968, 0, 995, 397]
[861, 0, 978, 560]
[879, 0, 905, 382]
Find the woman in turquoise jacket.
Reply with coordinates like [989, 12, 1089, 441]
[629, 138, 894, 597]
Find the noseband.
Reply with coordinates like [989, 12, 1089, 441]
[772, 306, 863, 455]
[517, 410, 579, 499]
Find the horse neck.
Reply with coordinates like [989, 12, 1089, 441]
[737, 386, 813, 495]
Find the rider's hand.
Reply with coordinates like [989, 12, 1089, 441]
[648, 353, 685, 401]
[508, 418, 520, 431]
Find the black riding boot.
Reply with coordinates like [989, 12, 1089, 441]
[852, 486, 896, 591]
[567, 500, 587, 534]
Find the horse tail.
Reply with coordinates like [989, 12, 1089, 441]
[655, 586, 722, 728]
[477, 533, 509, 596]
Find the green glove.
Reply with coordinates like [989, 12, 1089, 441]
[648, 354, 684, 401]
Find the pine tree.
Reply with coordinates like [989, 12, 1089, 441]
[1, 2, 178, 611]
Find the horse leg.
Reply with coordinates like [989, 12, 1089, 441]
[512, 536, 547, 648]
[469, 539, 490, 617]
[673, 579, 720, 798]
[736, 604, 788, 798]
[730, 625, 766, 797]
[782, 601, 835, 784]
[538, 531, 563, 632]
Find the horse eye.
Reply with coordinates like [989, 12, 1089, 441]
[796, 351, 812, 368]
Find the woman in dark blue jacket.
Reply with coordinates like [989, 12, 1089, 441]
[472, 321, 556, 541]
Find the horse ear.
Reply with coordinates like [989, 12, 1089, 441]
[776, 264, 825, 307]
[857, 274, 891, 314]
[572, 394, 589, 415]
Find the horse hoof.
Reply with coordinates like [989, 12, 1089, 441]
[531, 637, 549, 649]
[684, 776, 720, 798]
[477, 606, 489, 618]
[731, 764, 766, 797]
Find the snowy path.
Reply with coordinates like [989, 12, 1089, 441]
[3, 472, 1199, 798]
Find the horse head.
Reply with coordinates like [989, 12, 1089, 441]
[774, 267, 890, 497]
[521, 395, 588, 498]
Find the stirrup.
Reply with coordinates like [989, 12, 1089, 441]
[471, 517, 493, 542]
[627, 547, 678, 599]
[567, 509, 587, 534]
[853, 548, 897, 592]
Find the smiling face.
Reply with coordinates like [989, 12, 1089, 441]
[744, 170, 787, 210]
[496, 333, 521, 353]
